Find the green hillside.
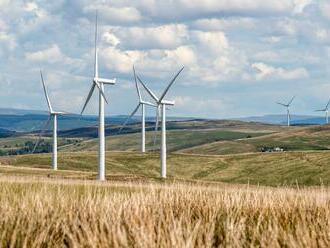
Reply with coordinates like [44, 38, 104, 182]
[60, 129, 269, 152]
[180, 124, 330, 155]
[1, 151, 330, 186]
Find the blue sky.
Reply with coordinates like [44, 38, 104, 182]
[0, 0, 329, 118]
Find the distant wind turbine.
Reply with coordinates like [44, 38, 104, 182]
[315, 99, 330, 124]
[137, 67, 184, 178]
[33, 70, 66, 170]
[81, 11, 116, 181]
[118, 66, 156, 153]
[276, 96, 295, 126]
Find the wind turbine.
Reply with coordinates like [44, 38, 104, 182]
[81, 11, 116, 181]
[118, 66, 156, 153]
[33, 70, 66, 170]
[315, 99, 330, 124]
[276, 96, 295, 126]
[137, 67, 184, 178]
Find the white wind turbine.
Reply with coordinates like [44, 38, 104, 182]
[137, 67, 184, 178]
[118, 66, 156, 153]
[276, 96, 295, 126]
[32, 70, 66, 170]
[315, 99, 330, 124]
[81, 12, 116, 181]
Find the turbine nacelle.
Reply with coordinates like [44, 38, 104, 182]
[50, 111, 69, 116]
[94, 77, 116, 85]
[160, 100, 175, 106]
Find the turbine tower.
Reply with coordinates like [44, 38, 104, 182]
[276, 96, 295, 126]
[33, 70, 66, 170]
[315, 99, 330, 124]
[81, 12, 116, 181]
[137, 67, 184, 178]
[118, 66, 156, 152]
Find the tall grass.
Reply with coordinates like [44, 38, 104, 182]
[1, 176, 330, 247]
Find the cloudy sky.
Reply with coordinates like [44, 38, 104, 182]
[0, 0, 329, 118]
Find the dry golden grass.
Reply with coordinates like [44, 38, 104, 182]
[1, 176, 330, 247]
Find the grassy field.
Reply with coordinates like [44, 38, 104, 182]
[1, 151, 330, 186]
[1, 176, 330, 247]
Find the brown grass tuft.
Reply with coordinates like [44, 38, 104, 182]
[1, 176, 330, 247]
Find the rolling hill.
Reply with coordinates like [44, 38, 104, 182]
[0, 119, 282, 156]
[180, 124, 330, 155]
[59, 120, 283, 152]
[1, 151, 330, 186]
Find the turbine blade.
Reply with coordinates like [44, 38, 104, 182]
[40, 70, 53, 113]
[133, 65, 142, 101]
[81, 83, 96, 114]
[31, 115, 52, 154]
[276, 102, 287, 107]
[326, 99, 330, 110]
[94, 81, 108, 104]
[137, 76, 159, 102]
[288, 96, 295, 106]
[117, 103, 141, 134]
[159, 66, 184, 102]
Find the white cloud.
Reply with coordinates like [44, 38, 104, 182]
[0, 31, 16, 51]
[112, 24, 188, 50]
[192, 18, 256, 31]
[103, 32, 120, 47]
[254, 51, 280, 62]
[101, 47, 143, 73]
[293, 0, 313, 14]
[100, 28, 247, 86]
[252, 62, 309, 80]
[84, 5, 142, 24]
[25, 44, 73, 64]
[320, 2, 330, 21]
[0, 0, 329, 117]
[0, 0, 10, 9]
[193, 31, 229, 54]
[136, 0, 298, 21]
[262, 36, 282, 44]
[275, 19, 298, 36]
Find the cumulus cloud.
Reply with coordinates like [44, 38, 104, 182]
[83, 5, 142, 25]
[134, 0, 298, 21]
[25, 44, 73, 64]
[0, 0, 329, 117]
[319, 2, 330, 20]
[0, 32, 16, 51]
[101, 47, 143, 73]
[191, 18, 256, 31]
[110, 24, 188, 50]
[252, 62, 309, 80]
[293, 0, 313, 14]
[99, 28, 247, 86]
